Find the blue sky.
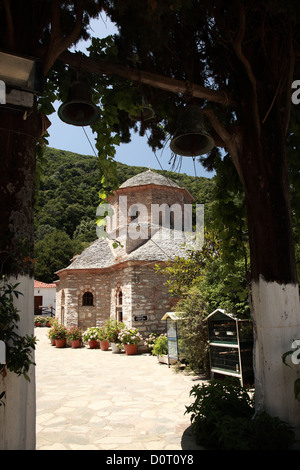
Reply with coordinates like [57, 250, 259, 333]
[47, 16, 215, 179]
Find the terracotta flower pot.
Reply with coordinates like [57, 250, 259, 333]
[55, 338, 66, 348]
[88, 339, 98, 349]
[71, 339, 81, 349]
[100, 340, 109, 351]
[51, 339, 56, 346]
[124, 344, 137, 355]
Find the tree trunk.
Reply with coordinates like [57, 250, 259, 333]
[238, 103, 300, 438]
[0, 107, 40, 276]
[0, 105, 41, 449]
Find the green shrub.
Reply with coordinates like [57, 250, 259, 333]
[185, 380, 295, 450]
[104, 319, 125, 343]
[174, 287, 209, 373]
[152, 335, 168, 356]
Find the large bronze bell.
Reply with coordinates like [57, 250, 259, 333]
[170, 104, 214, 156]
[58, 79, 100, 126]
[129, 95, 155, 121]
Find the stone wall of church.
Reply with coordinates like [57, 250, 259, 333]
[128, 264, 178, 341]
[56, 264, 179, 341]
[109, 266, 132, 325]
[56, 271, 112, 331]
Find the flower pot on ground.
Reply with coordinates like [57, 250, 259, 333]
[124, 343, 138, 355]
[55, 338, 66, 348]
[157, 354, 168, 364]
[100, 340, 109, 350]
[53, 324, 68, 348]
[111, 342, 122, 353]
[83, 327, 99, 349]
[48, 320, 59, 345]
[71, 339, 81, 349]
[118, 327, 143, 355]
[152, 334, 172, 364]
[34, 315, 45, 327]
[104, 319, 125, 352]
[98, 326, 109, 350]
[67, 326, 83, 348]
[45, 316, 53, 327]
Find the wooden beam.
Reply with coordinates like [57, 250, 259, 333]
[58, 50, 235, 107]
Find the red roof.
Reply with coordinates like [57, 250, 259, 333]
[34, 280, 56, 288]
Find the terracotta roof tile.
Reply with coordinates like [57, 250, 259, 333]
[34, 280, 56, 288]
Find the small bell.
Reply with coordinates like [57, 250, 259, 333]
[170, 104, 214, 156]
[129, 95, 155, 121]
[58, 79, 100, 126]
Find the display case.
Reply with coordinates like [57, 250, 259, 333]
[206, 309, 253, 386]
[161, 312, 185, 366]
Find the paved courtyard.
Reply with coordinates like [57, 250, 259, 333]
[35, 327, 206, 451]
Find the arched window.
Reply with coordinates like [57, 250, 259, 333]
[129, 205, 139, 222]
[82, 291, 93, 306]
[116, 289, 123, 322]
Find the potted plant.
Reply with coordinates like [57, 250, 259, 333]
[104, 319, 125, 353]
[67, 326, 83, 348]
[34, 315, 44, 327]
[118, 327, 143, 355]
[98, 326, 109, 351]
[83, 327, 99, 349]
[152, 334, 171, 364]
[53, 323, 68, 348]
[45, 316, 53, 327]
[48, 321, 59, 345]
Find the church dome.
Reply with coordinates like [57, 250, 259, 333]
[120, 169, 180, 189]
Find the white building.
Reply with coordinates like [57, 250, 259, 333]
[34, 280, 56, 315]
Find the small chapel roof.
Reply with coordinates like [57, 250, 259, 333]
[63, 238, 115, 270]
[56, 170, 196, 274]
[119, 169, 180, 189]
[58, 228, 194, 272]
[127, 227, 193, 262]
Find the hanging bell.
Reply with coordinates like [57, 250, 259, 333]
[58, 79, 100, 126]
[170, 104, 214, 156]
[129, 95, 155, 121]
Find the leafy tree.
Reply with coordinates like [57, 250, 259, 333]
[155, 230, 220, 297]
[34, 230, 82, 283]
[73, 218, 98, 243]
[199, 257, 250, 318]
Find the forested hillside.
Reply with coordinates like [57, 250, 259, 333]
[34, 147, 215, 282]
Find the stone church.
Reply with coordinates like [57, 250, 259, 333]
[55, 169, 195, 338]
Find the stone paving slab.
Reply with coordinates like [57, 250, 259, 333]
[35, 327, 206, 451]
